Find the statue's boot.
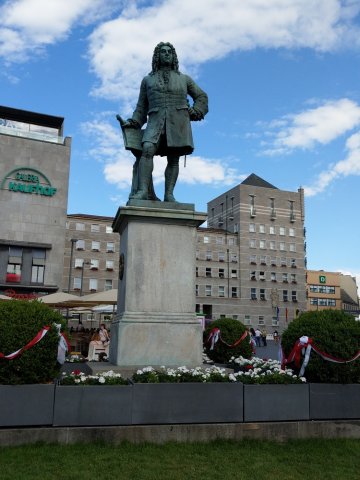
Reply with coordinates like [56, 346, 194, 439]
[164, 159, 179, 202]
[132, 159, 153, 200]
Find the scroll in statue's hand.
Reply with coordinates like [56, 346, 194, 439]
[117, 115, 141, 129]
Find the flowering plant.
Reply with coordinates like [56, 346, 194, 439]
[228, 356, 306, 384]
[131, 365, 233, 383]
[60, 370, 128, 385]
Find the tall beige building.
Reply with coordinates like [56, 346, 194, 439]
[63, 214, 119, 296]
[202, 174, 307, 331]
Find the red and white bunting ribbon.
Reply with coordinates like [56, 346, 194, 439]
[282, 335, 360, 376]
[206, 327, 250, 350]
[0, 326, 70, 364]
[0, 326, 50, 360]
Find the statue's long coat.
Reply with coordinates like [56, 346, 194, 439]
[131, 70, 208, 157]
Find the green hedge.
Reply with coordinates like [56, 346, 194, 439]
[0, 300, 65, 384]
[281, 310, 360, 383]
[203, 318, 252, 363]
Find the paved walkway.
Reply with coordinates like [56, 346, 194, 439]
[252, 339, 281, 361]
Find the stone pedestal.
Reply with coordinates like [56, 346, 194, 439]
[110, 201, 206, 367]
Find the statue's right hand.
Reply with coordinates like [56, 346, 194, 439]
[122, 118, 140, 129]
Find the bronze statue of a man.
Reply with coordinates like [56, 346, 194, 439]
[120, 42, 208, 202]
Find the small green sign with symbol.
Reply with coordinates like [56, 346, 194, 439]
[319, 275, 326, 284]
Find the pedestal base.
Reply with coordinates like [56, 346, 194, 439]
[110, 203, 206, 367]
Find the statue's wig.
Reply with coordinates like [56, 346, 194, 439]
[151, 42, 179, 73]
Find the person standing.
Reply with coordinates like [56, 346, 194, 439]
[254, 328, 262, 347]
[261, 328, 267, 347]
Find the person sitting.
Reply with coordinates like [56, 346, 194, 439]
[99, 323, 110, 346]
[86, 329, 108, 361]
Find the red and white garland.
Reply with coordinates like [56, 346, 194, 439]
[206, 327, 252, 350]
[0, 326, 70, 364]
[282, 335, 360, 376]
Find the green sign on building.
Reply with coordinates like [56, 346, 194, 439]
[1, 167, 57, 197]
[319, 275, 326, 284]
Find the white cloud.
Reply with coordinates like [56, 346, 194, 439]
[262, 99, 360, 155]
[88, 0, 360, 102]
[81, 114, 244, 192]
[304, 130, 360, 195]
[0, 0, 119, 62]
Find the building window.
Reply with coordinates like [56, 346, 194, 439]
[310, 298, 318, 305]
[218, 252, 224, 262]
[196, 267, 199, 277]
[260, 289, 266, 300]
[250, 271, 256, 281]
[279, 242, 286, 251]
[219, 268, 225, 278]
[279, 227, 286, 236]
[106, 242, 115, 252]
[31, 249, 46, 284]
[216, 236, 224, 245]
[272, 317, 279, 326]
[106, 260, 114, 270]
[244, 315, 251, 325]
[206, 250, 212, 261]
[219, 286, 225, 297]
[269, 225, 276, 235]
[75, 223, 85, 231]
[259, 271, 265, 281]
[195, 285, 199, 296]
[232, 315, 238, 320]
[271, 272, 277, 282]
[249, 223, 256, 233]
[283, 290, 288, 302]
[74, 258, 83, 268]
[259, 224, 265, 234]
[289, 228, 295, 237]
[73, 277, 81, 290]
[106, 226, 113, 234]
[205, 267, 212, 277]
[292, 291, 297, 302]
[90, 259, 99, 270]
[260, 255, 267, 265]
[250, 239, 256, 248]
[259, 239, 266, 249]
[289, 243, 296, 252]
[6, 246, 23, 283]
[205, 285, 212, 297]
[280, 257, 287, 267]
[250, 255, 257, 264]
[104, 279, 113, 291]
[89, 278, 98, 291]
[234, 223, 239, 233]
[269, 240, 276, 250]
[92, 241, 100, 251]
[196, 250, 199, 260]
[228, 237, 235, 246]
[91, 224, 100, 233]
[231, 287, 238, 298]
[258, 316, 265, 325]
[291, 273, 297, 283]
[76, 239, 85, 250]
[282, 273, 288, 283]
[291, 258, 297, 268]
[251, 288, 257, 300]
[231, 269, 237, 278]
[271, 257, 277, 266]
[231, 254, 237, 263]
[204, 236, 210, 244]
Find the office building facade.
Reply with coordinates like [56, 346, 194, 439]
[0, 106, 71, 297]
[202, 174, 307, 331]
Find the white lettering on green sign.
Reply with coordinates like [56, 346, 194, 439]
[1, 167, 57, 197]
[319, 275, 326, 283]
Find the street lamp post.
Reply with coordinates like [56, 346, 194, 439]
[79, 260, 91, 297]
[67, 238, 78, 293]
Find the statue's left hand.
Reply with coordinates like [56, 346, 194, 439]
[188, 107, 204, 121]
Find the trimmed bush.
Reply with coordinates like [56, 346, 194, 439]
[0, 300, 65, 384]
[281, 310, 360, 383]
[204, 318, 252, 363]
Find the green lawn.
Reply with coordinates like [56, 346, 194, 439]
[1, 439, 359, 480]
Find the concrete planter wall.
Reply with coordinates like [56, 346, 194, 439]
[0, 384, 55, 427]
[132, 382, 244, 424]
[310, 384, 360, 420]
[244, 384, 310, 422]
[53, 385, 132, 426]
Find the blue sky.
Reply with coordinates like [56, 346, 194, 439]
[1, 0, 360, 287]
